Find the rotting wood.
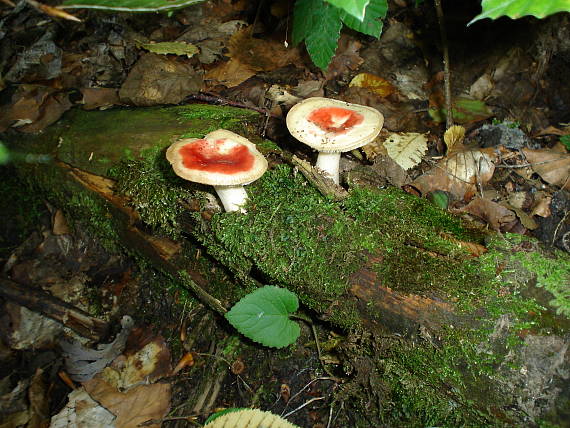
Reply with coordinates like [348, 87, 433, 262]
[0, 277, 109, 341]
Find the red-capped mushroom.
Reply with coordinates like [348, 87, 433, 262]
[166, 129, 268, 212]
[286, 97, 384, 184]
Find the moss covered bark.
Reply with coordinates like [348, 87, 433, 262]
[4, 104, 569, 427]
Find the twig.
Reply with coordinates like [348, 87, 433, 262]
[290, 155, 349, 201]
[434, 0, 453, 128]
[283, 397, 325, 418]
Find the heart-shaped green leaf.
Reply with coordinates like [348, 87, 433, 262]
[225, 286, 300, 349]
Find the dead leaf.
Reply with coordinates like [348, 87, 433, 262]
[383, 132, 428, 170]
[28, 368, 50, 427]
[119, 53, 203, 106]
[457, 197, 517, 231]
[522, 145, 570, 189]
[0, 85, 72, 133]
[349, 73, 396, 98]
[530, 193, 552, 217]
[372, 155, 411, 187]
[50, 388, 116, 428]
[507, 205, 538, 230]
[80, 88, 120, 110]
[138, 41, 199, 58]
[325, 36, 363, 81]
[228, 27, 300, 72]
[443, 125, 466, 151]
[83, 377, 171, 428]
[412, 147, 499, 200]
[469, 73, 494, 100]
[205, 58, 256, 88]
[52, 209, 70, 235]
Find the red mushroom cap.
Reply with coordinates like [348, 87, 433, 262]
[166, 130, 268, 186]
[286, 97, 384, 152]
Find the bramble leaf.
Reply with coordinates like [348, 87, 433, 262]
[326, 0, 369, 20]
[342, 0, 387, 37]
[225, 286, 300, 349]
[469, 0, 570, 25]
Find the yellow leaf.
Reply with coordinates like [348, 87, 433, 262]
[349, 73, 396, 98]
[383, 132, 428, 170]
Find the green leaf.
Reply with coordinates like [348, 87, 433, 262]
[0, 143, 10, 165]
[225, 286, 300, 349]
[305, 2, 343, 69]
[60, 0, 205, 12]
[326, 0, 369, 20]
[292, 0, 318, 45]
[469, 0, 570, 25]
[560, 135, 570, 151]
[342, 0, 387, 37]
[138, 41, 199, 57]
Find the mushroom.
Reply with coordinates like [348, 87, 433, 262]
[286, 97, 384, 184]
[166, 129, 268, 212]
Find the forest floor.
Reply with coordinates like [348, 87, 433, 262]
[0, 0, 569, 427]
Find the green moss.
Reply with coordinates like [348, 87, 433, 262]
[513, 248, 570, 318]
[191, 165, 489, 329]
[109, 146, 191, 238]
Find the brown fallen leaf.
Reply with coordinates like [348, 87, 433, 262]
[119, 53, 203, 106]
[411, 147, 500, 200]
[324, 36, 363, 81]
[530, 193, 552, 218]
[80, 88, 120, 110]
[228, 27, 301, 72]
[84, 377, 171, 428]
[457, 197, 517, 231]
[349, 72, 396, 98]
[522, 144, 570, 189]
[205, 58, 256, 88]
[0, 85, 72, 133]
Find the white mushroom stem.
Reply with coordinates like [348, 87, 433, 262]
[213, 185, 249, 213]
[315, 152, 341, 184]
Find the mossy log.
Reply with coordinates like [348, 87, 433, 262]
[4, 105, 569, 426]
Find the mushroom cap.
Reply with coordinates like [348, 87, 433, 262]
[286, 97, 384, 152]
[166, 129, 268, 186]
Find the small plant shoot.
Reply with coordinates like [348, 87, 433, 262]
[225, 286, 301, 349]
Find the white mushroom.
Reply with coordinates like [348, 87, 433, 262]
[286, 97, 384, 184]
[166, 129, 268, 212]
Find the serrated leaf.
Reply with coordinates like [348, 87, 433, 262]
[292, 0, 319, 44]
[139, 41, 199, 58]
[342, 0, 387, 37]
[60, 0, 205, 12]
[225, 286, 300, 349]
[326, 0, 369, 20]
[468, 0, 570, 25]
[304, 2, 343, 69]
[383, 132, 428, 170]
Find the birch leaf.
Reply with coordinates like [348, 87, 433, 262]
[383, 132, 428, 170]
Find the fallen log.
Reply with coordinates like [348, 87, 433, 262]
[4, 104, 569, 426]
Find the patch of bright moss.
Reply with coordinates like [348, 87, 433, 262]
[109, 146, 191, 238]
[513, 248, 570, 318]
[200, 165, 486, 329]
